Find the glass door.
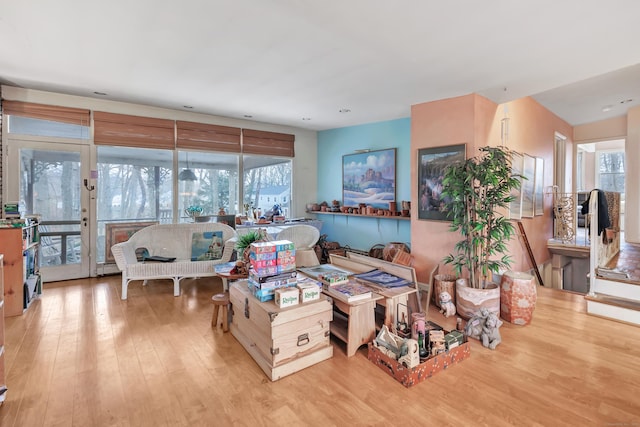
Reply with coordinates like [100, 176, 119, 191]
[6, 140, 91, 281]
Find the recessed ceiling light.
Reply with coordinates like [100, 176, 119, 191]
[339, 108, 351, 113]
[183, 105, 193, 109]
[93, 91, 107, 96]
[244, 114, 253, 118]
[620, 98, 633, 104]
[302, 117, 311, 121]
[602, 105, 613, 112]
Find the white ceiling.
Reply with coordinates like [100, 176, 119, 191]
[1, 1, 640, 131]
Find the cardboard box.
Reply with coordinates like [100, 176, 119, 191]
[270, 240, 295, 251]
[275, 287, 299, 308]
[250, 251, 277, 261]
[445, 330, 464, 350]
[250, 259, 278, 269]
[367, 332, 470, 388]
[298, 282, 321, 302]
[249, 270, 297, 284]
[250, 241, 277, 254]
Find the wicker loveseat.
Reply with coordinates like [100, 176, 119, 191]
[111, 222, 236, 300]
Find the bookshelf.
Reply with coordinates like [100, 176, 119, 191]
[0, 220, 42, 317]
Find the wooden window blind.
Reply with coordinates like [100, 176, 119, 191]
[176, 121, 241, 153]
[2, 101, 90, 126]
[242, 129, 295, 157]
[93, 111, 175, 149]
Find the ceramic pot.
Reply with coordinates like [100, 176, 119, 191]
[500, 271, 537, 325]
[456, 280, 500, 320]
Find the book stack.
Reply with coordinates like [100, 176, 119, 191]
[248, 270, 298, 302]
[3, 202, 23, 219]
[327, 279, 372, 303]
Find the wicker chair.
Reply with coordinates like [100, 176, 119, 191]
[275, 224, 321, 267]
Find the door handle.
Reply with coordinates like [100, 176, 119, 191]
[82, 217, 88, 226]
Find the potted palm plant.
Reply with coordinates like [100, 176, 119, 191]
[441, 145, 522, 319]
[235, 229, 268, 263]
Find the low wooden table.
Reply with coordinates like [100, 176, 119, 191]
[216, 271, 248, 291]
[323, 289, 383, 357]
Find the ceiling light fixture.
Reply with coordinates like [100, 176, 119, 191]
[620, 98, 633, 104]
[339, 108, 351, 113]
[302, 117, 311, 121]
[602, 105, 613, 112]
[93, 91, 107, 96]
[244, 114, 253, 118]
[183, 105, 193, 109]
[178, 152, 197, 182]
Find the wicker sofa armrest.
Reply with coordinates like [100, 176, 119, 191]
[111, 241, 138, 271]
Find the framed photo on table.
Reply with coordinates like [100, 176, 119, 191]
[105, 221, 158, 263]
[343, 148, 396, 210]
[417, 144, 466, 221]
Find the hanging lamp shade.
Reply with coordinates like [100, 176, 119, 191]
[179, 151, 197, 181]
[178, 168, 197, 181]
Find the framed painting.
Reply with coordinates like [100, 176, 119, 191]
[105, 221, 158, 263]
[343, 148, 396, 210]
[534, 157, 544, 216]
[417, 144, 466, 221]
[509, 152, 524, 220]
[521, 154, 536, 218]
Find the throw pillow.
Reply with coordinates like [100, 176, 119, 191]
[191, 231, 224, 261]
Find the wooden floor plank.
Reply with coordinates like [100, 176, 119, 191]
[1, 275, 640, 426]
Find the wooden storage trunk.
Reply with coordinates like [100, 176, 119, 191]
[367, 337, 470, 388]
[229, 281, 333, 381]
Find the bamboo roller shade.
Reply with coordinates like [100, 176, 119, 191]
[2, 100, 90, 126]
[93, 111, 174, 149]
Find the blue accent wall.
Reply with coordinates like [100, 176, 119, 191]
[315, 118, 411, 252]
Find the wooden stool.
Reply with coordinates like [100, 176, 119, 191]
[211, 292, 230, 332]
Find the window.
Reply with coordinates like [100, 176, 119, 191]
[8, 116, 89, 139]
[243, 155, 291, 217]
[597, 151, 625, 197]
[177, 150, 239, 222]
[96, 146, 173, 262]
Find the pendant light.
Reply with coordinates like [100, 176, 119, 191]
[178, 152, 197, 181]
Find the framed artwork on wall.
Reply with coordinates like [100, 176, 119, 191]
[534, 157, 544, 216]
[105, 221, 158, 263]
[521, 154, 536, 218]
[509, 152, 524, 220]
[342, 148, 396, 210]
[417, 144, 466, 221]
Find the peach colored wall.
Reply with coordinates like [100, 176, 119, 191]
[410, 94, 479, 281]
[574, 116, 627, 143]
[410, 94, 573, 283]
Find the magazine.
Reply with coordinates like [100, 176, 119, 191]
[326, 280, 372, 303]
[353, 269, 413, 288]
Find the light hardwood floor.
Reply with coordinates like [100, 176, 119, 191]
[1, 275, 639, 426]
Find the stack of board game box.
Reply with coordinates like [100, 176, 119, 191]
[247, 240, 298, 302]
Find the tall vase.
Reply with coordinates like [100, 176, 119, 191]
[455, 280, 500, 320]
[500, 271, 537, 325]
